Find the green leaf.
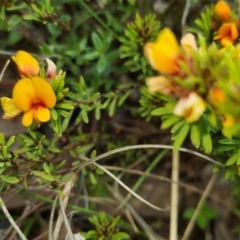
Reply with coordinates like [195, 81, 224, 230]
[55, 103, 74, 110]
[201, 132, 212, 154]
[90, 150, 97, 158]
[0, 175, 19, 184]
[109, 96, 118, 117]
[51, 108, 58, 120]
[80, 104, 91, 111]
[118, 90, 131, 107]
[161, 116, 180, 129]
[43, 162, 51, 174]
[48, 147, 60, 153]
[89, 172, 97, 185]
[0, 5, 5, 20]
[81, 110, 89, 123]
[226, 152, 240, 166]
[95, 106, 101, 120]
[0, 133, 5, 145]
[171, 120, 185, 133]
[151, 107, 173, 116]
[2, 146, 7, 158]
[45, 0, 52, 12]
[173, 123, 190, 149]
[6, 136, 15, 148]
[113, 232, 129, 239]
[190, 124, 201, 149]
[83, 51, 99, 60]
[32, 171, 56, 182]
[92, 32, 103, 50]
[96, 57, 107, 73]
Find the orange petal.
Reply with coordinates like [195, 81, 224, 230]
[31, 77, 56, 108]
[12, 51, 40, 77]
[210, 88, 225, 103]
[36, 106, 51, 122]
[214, 23, 232, 40]
[1, 97, 22, 119]
[13, 78, 36, 111]
[231, 23, 238, 40]
[144, 28, 180, 74]
[215, 1, 231, 22]
[22, 110, 34, 127]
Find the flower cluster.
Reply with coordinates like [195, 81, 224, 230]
[143, 0, 240, 139]
[144, 28, 206, 123]
[1, 51, 57, 127]
[214, 0, 240, 46]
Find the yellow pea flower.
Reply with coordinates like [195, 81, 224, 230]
[1, 77, 56, 127]
[12, 51, 40, 77]
[173, 92, 206, 123]
[13, 77, 56, 126]
[144, 28, 197, 75]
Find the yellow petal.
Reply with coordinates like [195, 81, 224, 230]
[13, 78, 36, 111]
[174, 92, 206, 123]
[144, 28, 180, 74]
[215, 1, 231, 22]
[22, 110, 34, 127]
[12, 51, 40, 77]
[36, 106, 51, 122]
[31, 77, 56, 108]
[223, 115, 234, 127]
[146, 76, 172, 95]
[221, 36, 234, 46]
[1, 97, 22, 119]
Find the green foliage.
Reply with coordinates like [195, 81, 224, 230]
[183, 203, 218, 230]
[188, 5, 214, 43]
[1, 0, 240, 238]
[120, 14, 161, 77]
[82, 212, 129, 240]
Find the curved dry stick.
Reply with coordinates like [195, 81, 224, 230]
[0, 60, 10, 83]
[52, 173, 77, 240]
[76, 144, 224, 171]
[0, 197, 28, 240]
[181, 173, 217, 240]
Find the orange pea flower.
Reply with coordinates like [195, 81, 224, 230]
[173, 92, 206, 123]
[214, 1, 239, 46]
[12, 51, 40, 77]
[1, 77, 56, 127]
[144, 28, 197, 75]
